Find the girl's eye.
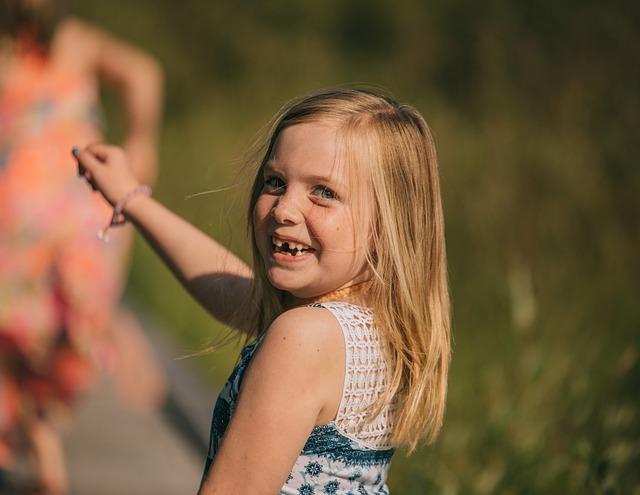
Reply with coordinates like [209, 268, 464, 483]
[314, 185, 337, 200]
[264, 176, 285, 193]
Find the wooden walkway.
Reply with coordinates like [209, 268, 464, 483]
[62, 316, 217, 495]
[64, 379, 203, 495]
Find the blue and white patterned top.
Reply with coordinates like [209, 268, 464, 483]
[201, 302, 396, 494]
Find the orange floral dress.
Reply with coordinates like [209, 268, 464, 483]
[0, 46, 124, 467]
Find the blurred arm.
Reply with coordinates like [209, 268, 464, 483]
[88, 24, 164, 185]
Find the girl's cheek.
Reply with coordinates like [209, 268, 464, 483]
[254, 196, 272, 224]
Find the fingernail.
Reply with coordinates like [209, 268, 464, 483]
[71, 146, 79, 157]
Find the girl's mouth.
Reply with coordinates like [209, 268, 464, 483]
[271, 235, 314, 258]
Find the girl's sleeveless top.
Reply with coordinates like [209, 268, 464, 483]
[202, 302, 396, 494]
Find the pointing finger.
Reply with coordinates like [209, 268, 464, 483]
[86, 142, 121, 161]
[73, 146, 104, 174]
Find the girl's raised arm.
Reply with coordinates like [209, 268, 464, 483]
[74, 144, 254, 333]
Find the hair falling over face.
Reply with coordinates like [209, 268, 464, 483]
[244, 88, 451, 452]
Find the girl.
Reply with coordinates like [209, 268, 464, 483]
[0, 1, 165, 492]
[74, 88, 451, 494]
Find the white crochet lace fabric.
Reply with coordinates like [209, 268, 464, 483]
[319, 302, 395, 450]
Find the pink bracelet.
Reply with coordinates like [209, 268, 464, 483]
[98, 185, 152, 242]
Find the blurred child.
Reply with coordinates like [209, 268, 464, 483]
[0, 0, 165, 493]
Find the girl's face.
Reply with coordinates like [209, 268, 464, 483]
[253, 122, 371, 301]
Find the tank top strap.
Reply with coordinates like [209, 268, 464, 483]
[309, 301, 394, 450]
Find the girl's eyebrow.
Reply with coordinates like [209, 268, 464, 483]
[306, 173, 345, 190]
[263, 162, 281, 174]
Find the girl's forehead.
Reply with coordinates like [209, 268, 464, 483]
[269, 122, 369, 190]
[271, 122, 338, 160]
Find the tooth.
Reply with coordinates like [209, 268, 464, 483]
[273, 237, 283, 247]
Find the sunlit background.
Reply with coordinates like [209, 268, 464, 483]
[69, 1, 639, 493]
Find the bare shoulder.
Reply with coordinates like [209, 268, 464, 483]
[50, 17, 103, 71]
[55, 17, 97, 39]
[204, 306, 345, 491]
[52, 17, 161, 83]
[241, 305, 345, 418]
[261, 305, 344, 360]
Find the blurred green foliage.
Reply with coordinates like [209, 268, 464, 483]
[69, 1, 639, 493]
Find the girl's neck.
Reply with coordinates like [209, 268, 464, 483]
[287, 280, 373, 309]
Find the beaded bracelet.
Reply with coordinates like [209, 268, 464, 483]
[98, 185, 151, 242]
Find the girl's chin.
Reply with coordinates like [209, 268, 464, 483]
[272, 286, 344, 305]
[266, 274, 321, 300]
[269, 281, 309, 298]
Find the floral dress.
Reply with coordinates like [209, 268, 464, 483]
[202, 302, 396, 494]
[0, 45, 124, 466]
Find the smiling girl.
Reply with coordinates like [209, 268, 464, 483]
[73, 88, 451, 494]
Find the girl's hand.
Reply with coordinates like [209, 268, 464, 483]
[73, 143, 141, 206]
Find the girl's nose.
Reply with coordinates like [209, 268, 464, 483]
[271, 193, 304, 225]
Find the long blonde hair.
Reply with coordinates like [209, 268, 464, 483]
[245, 88, 451, 452]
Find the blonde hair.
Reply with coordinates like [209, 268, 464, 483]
[245, 88, 451, 452]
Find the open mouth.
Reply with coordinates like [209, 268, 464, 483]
[272, 235, 314, 257]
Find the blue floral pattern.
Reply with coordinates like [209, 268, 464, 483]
[306, 461, 323, 477]
[200, 304, 394, 494]
[324, 480, 340, 494]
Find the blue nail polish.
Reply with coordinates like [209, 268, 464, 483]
[71, 146, 79, 157]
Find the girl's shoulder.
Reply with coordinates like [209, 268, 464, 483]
[263, 304, 344, 352]
[253, 302, 376, 393]
[239, 305, 346, 424]
[266, 301, 373, 345]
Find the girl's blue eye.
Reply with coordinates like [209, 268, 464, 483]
[264, 176, 285, 193]
[315, 185, 337, 200]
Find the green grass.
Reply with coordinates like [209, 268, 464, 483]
[72, 1, 639, 492]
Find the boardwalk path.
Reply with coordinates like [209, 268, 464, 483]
[63, 314, 216, 495]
